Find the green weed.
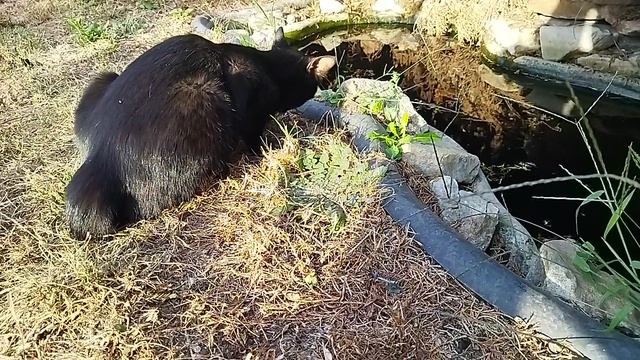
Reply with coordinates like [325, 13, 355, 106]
[289, 135, 385, 231]
[368, 111, 440, 160]
[66, 16, 107, 44]
[319, 88, 346, 106]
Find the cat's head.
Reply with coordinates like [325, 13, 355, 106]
[269, 27, 336, 111]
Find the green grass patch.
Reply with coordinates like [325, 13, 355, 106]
[66, 16, 107, 44]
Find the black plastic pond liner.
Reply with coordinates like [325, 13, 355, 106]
[297, 100, 640, 360]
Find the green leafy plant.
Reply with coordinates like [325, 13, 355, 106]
[368, 111, 440, 160]
[291, 137, 384, 230]
[319, 88, 345, 106]
[67, 17, 106, 44]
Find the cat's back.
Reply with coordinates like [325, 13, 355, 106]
[110, 34, 225, 96]
[87, 35, 233, 142]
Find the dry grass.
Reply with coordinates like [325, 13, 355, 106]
[415, 0, 535, 44]
[0, 1, 580, 359]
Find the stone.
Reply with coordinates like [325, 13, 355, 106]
[539, 240, 580, 300]
[402, 142, 481, 185]
[319, 0, 345, 14]
[339, 78, 428, 132]
[576, 53, 640, 76]
[429, 177, 499, 250]
[484, 19, 540, 57]
[222, 29, 252, 46]
[601, 5, 640, 36]
[429, 176, 459, 200]
[372, 0, 404, 16]
[470, 173, 545, 285]
[539, 24, 616, 61]
[540, 240, 640, 334]
[250, 30, 275, 50]
[191, 15, 214, 34]
[528, 0, 603, 20]
[246, 10, 286, 32]
[338, 78, 480, 184]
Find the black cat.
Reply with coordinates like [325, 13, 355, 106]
[65, 27, 336, 240]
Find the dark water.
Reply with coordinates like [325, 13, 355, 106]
[300, 33, 640, 273]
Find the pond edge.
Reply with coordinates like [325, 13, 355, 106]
[297, 99, 640, 360]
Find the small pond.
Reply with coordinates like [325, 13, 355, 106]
[297, 26, 640, 274]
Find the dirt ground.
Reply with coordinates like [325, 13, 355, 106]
[1, 1, 577, 359]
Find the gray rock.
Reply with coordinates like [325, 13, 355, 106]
[402, 142, 481, 185]
[540, 240, 580, 300]
[250, 30, 275, 50]
[339, 79, 480, 184]
[429, 175, 459, 201]
[525, 88, 580, 117]
[540, 24, 616, 61]
[429, 177, 499, 250]
[540, 240, 640, 334]
[222, 29, 253, 46]
[192, 15, 214, 34]
[471, 172, 545, 285]
[339, 78, 428, 132]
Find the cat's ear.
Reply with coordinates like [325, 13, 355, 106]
[272, 27, 287, 49]
[306, 55, 336, 80]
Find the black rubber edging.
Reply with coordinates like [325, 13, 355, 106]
[297, 100, 640, 360]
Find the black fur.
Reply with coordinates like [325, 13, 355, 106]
[65, 28, 336, 240]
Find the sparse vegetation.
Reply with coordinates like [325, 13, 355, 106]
[565, 92, 640, 330]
